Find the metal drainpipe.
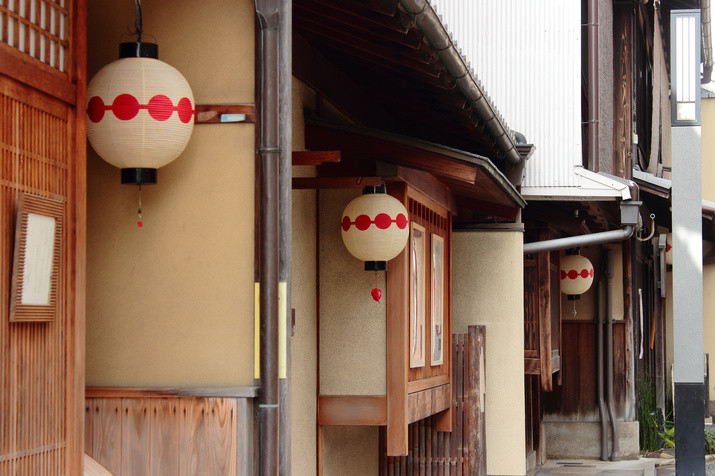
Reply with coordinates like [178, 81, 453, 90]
[278, 0, 292, 472]
[597, 277, 609, 461]
[587, 0, 599, 172]
[255, 0, 281, 474]
[605, 249, 621, 461]
[522, 226, 634, 255]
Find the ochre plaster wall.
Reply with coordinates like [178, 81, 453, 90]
[291, 77, 319, 475]
[86, 0, 256, 386]
[561, 244, 624, 322]
[322, 427, 379, 475]
[452, 231, 526, 476]
[318, 189, 387, 396]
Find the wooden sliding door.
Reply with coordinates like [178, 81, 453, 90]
[0, 0, 86, 473]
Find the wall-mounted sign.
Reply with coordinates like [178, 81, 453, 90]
[431, 234, 445, 366]
[410, 223, 426, 368]
[10, 194, 63, 322]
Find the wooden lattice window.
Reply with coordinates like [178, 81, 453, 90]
[0, 0, 71, 73]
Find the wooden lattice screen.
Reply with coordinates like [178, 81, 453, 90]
[0, 0, 85, 473]
[381, 326, 486, 476]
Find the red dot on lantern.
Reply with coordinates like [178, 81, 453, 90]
[580, 269, 590, 278]
[395, 213, 408, 229]
[355, 214, 371, 231]
[341, 216, 352, 231]
[374, 213, 392, 230]
[87, 96, 105, 123]
[371, 287, 382, 302]
[567, 270, 578, 279]
[560, 270, 567, 279]
[177, 97, 194, 124]
[113, 94, 140, 120]
[148, 94, 173, 121]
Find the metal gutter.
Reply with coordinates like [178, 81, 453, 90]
[305, 115, 526, 208]
[398, 0, 523, 168]
[703, 0, 713, 83]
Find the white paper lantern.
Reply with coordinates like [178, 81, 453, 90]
[560, 254, 594, 297]
[340, 189, 409, 267]
[665, 233, 673, 265]
[87, 43, 194, 184]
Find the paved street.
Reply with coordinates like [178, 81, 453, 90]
[532, 458, 715, 476]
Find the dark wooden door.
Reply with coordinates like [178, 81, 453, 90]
[0, 0, 86, 473]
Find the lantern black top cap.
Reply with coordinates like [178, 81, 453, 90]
[565, 248, 580, 256]
[362, 184, 386, 195]
[119, 41, 158, 59]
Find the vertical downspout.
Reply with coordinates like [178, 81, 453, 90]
[255, 1, 281, 474]
[597, 278, 609, 461]
[278, 0, 292, 473]
[605, 250, 621, 460]
[587, 0, 599, 172]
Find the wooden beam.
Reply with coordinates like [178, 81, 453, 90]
[386, 182, 409, 456]
[406, 374, 450, 394]
[407, 384, 451, 424]
[379, 163, 457, 214]
[454, 195, 520, 221]
[292, 150, 341, 166]
[85, 386, 259, 399]
[538, 231, 554, 392]
[195, 104, 255, 124]
[306, 123, 479, 184]
[317, 396, 387, 426]
[292, 176, 382, 189]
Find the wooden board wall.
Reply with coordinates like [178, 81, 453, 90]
[0, 0, 86, 473]
[613, 3, 635, 178]
[542, 321, 627, 419]
[85, 395, 254, 475]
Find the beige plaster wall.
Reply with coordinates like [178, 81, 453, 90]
[322, 427, 379, 476]
[453, 231, 526, 476]
[665, 270, 674, 382]
[318, 189, 387, 396]
[291, 77, 319, 476]
[86, 0, 256, 386]
[561, 244, 624, 322]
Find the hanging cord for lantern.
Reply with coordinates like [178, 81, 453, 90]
[137, 185, 143, 228]
[636, 213, 656, 242]
[133, 0, 143, 43]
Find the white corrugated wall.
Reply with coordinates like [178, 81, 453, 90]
[429, 0, 582, 188]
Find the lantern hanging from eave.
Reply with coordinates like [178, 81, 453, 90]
[86, 1, 194, 228]
[341, 185, 410, 301]
[560, 251, 594, 300]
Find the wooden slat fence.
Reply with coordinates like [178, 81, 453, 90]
[381, 325, 485, 475]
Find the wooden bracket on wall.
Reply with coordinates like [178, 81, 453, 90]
[195, 104, 256, 124]
[292, 150, 341, 166]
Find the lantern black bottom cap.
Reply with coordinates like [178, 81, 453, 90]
[121, 168, 157, 185]
[567, 295, 581, 301]
[365, 261, 387, 271]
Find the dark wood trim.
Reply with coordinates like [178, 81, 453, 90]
[407, 384, 451, 424]
[379, 163, 457, 214]
[0, 45, 76, 104]
[317, 395, 387, 426]
[292, 176, 382, 189]
[407, 374, 449, 394]
[195, 104, 256, 124]
[525, 358, 541, 375]
[85, 386, 259, 399]
[292, 150, 341, 165]
[538, 233, 553, 392]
